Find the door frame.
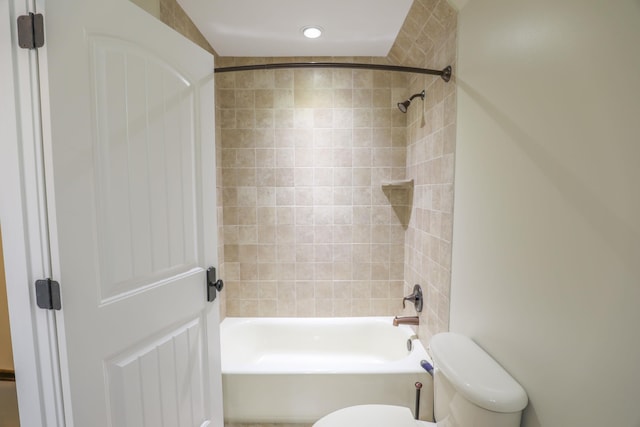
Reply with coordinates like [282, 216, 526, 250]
[1, 0, 66, 425]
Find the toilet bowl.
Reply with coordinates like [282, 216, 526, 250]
[313, 404, 432, 427]
[313, 332, 528, 427]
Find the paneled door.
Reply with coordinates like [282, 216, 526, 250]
[37, 0, 222, 425]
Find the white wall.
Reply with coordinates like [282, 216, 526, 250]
[450, 1, 640, 426]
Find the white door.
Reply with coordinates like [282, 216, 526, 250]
[36, 0, 223, 425]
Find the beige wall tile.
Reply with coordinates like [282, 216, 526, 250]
[217, 1, 456, 329]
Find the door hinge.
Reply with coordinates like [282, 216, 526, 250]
[17, 13, 45, 49]
[206, 267, 224, 302]
[35, 278, 61, 310]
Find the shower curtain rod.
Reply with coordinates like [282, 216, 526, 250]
[214, 63, 452, 82]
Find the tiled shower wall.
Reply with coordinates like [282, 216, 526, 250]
[217, 0, 457, 330]
[388, 0, 458, 341]
[216, 60, 411, 317]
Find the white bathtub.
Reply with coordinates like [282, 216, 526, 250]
[220, 317, 434, 423]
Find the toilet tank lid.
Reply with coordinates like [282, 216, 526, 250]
[430, 333, 528, 413]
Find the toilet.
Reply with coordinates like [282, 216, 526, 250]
[313, 332, 528, 427]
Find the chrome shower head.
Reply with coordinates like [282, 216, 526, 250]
[397, 90, 426, 113]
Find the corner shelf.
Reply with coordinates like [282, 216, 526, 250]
[381, 178, 414, 189]
[381, 179, 414, 229]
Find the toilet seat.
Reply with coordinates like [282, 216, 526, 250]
[313, 404, 435, 427]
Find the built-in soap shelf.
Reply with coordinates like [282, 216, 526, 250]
[381, 179, 413, 229]
[381, 178, 414, 189]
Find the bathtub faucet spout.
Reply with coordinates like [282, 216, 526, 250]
[393, 316, 420, 326]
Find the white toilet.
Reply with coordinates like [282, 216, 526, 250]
[313, 332, 528, 427]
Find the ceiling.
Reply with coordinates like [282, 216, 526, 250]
[176, 0, 414, 57]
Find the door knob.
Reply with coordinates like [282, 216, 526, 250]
[206, 267, 224, 302]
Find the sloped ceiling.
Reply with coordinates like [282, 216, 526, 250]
[177, 0, 414, 57]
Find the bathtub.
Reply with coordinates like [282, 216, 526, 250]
[220, 317, 434, 423]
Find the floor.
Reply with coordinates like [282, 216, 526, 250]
[0, 381, 19, 427]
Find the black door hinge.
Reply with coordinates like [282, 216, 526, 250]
[17, 13, 44, 49]
[35, 278, 61, 310]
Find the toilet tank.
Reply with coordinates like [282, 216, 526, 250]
[429, 333, 528, 427]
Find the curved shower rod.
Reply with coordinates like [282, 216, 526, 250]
[214, 62, 452, 82]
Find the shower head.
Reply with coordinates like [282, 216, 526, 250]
[397, 90, 426, 113]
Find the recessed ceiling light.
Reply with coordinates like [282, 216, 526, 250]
[302, 26, 323, 39]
